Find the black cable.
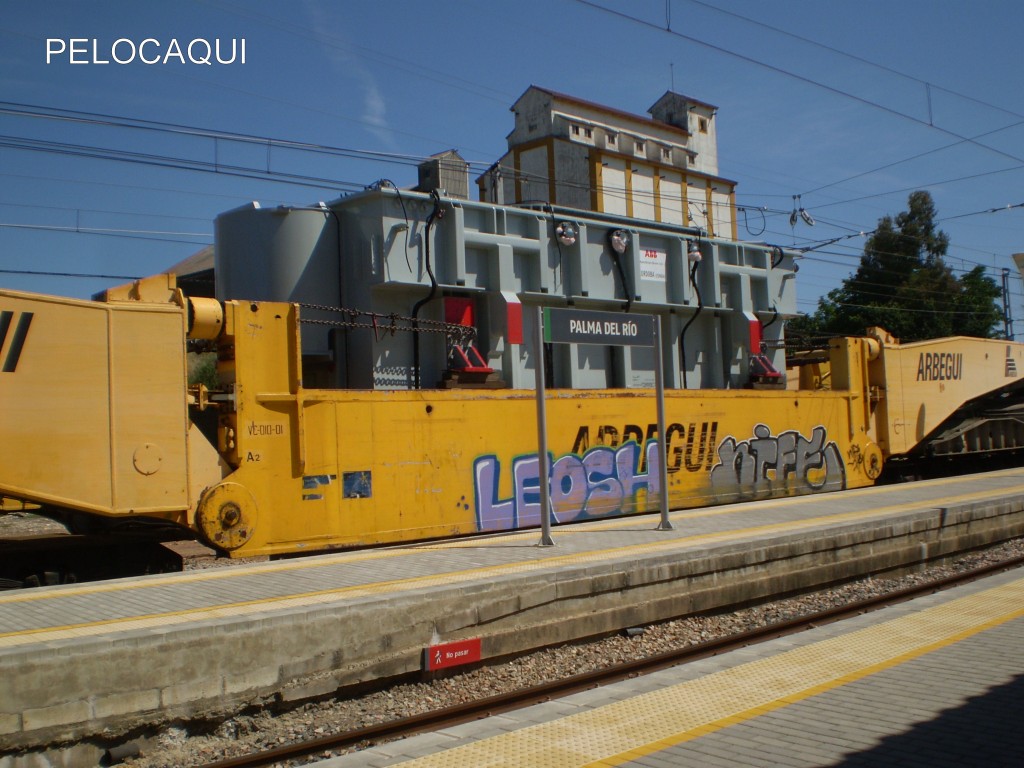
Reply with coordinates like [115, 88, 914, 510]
[545, 205, 566, 287]
[737, 206, 766, 237]
[607, 230, 633, 312]
[679, 253, 704, 389]
[373, 179, 411, 229]
[411, 190, 445, 389]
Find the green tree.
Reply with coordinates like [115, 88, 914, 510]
[187, 351, 218, 389]
[955, 265, 1005, 337]
[792, 191, 1003, 342]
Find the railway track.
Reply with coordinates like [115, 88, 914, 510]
[0, 515, 257, 589]
[177, 551, 1024, 768]
[0, 531, 188, 589]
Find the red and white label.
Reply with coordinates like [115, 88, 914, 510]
[424, 638, 482, 671]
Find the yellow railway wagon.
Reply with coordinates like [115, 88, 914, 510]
[4, 277, 1022, 559]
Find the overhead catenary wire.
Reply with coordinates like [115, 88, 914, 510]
[679, 0, 1024, 122]
[3, 0, 1019, 302]
[571, 0, 1024, 170]
[4, 75, 1019, 307]
[4, 102, 1018, 259]
[0, 102, 440, 167]
[567, 0, 1024, 264]
[4, 122, 1012, 293]
[673, 0, 1024, 200]
[0, 199, 213, 224]
[745, 195, 1022, 272]
[0, 102, 768, 216]
[0, 169, 303, 207]
[0, 221, 209, 245]
[0, 267, 141, 281]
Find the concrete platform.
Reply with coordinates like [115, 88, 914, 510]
[3, 469, 1024, 762]
[320, 568, 1024, 767]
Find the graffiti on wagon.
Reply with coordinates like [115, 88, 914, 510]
[709, 424, 845, 502]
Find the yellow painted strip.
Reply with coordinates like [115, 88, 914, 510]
[387, 577, 1024, 767]
[0, 480, 1021, 646]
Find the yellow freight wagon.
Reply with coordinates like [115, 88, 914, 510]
[3, 272, 1022, 560]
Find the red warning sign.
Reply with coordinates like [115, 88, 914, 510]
[424, 637, 482, 671]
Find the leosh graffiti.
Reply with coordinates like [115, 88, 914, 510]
[473, 440, 661, 531]
[709, 424, 845, 501]
[472, 422, 845, 532]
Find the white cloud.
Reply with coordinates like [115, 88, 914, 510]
[300, 1, 395, 147]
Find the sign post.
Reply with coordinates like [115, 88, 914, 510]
[533, 306, 673, 547]
[651, 316, 673, 531]
[533, 306, 554, 546]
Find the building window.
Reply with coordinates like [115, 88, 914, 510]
[698, 117, 709, 133]
[608, 134, 616, 147]
[635, 140, 645, 153]
[572, 124, 580, 136]
[584, 127, 593, 139]
[661, 146, 671, 160]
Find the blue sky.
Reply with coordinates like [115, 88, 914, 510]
[3, 0, 1023, 331]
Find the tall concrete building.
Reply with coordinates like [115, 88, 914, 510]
[477, 86, 737, 239]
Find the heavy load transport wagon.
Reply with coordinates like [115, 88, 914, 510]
[2, 188, 1023, 559]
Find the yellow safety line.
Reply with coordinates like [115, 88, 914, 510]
[0, 482, 1020, 646]
[379, 577, 1024, 767]
[3, 471, 1020, 607]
